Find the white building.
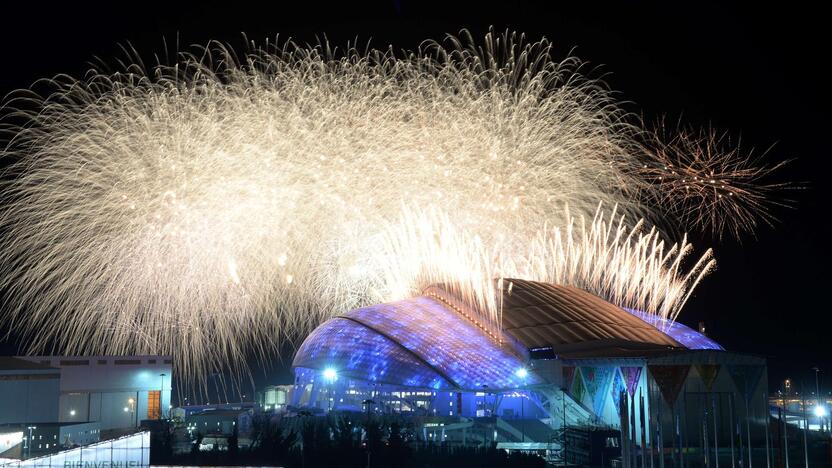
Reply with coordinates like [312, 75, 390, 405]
[0, 358, 60, 426]
[258, 384, 292, 411]
[13, 356, 172, 431]
[19, 422, 100, 457]
[186, 409, 254, 451]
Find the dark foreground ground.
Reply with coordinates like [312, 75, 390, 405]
[150, 416, 546, 468]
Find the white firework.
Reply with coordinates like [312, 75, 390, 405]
[372, 205, 714, 337]
[0, 30, 720, 383]
[640, 125, 792, 239]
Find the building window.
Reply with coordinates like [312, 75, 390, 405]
[148, 390, 161, 419]
[59, 360, 89, 366]
[114, 359, 141, 365]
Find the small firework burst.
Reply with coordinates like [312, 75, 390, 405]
[640, 126, 791, 239]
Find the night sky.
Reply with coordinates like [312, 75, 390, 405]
[0, 1, 828, 397]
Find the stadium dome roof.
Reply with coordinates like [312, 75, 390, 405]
[292, 279, 721, 391]
[494, 279, 684, 357]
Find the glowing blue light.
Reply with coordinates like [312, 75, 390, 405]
[293, 296, 544, 391]
[323, 367, 338, 381]
[624, 308, 723, 350]
[515, 367, 528, 379]
[292, 319, 449, 389]
[815, 405, 827, 418]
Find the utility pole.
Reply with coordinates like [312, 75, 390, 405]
[784, 402, 790, 468]
[160, 373, 167, 418]
[363, 398, 374, 468]
[802, 389, 808, 468]
[516, 367, 528, 443]
[521, 391, 525, 442]
[25, 426, 36, 458]
[813, 367, 823, 432]
[128, 397, 136, 426]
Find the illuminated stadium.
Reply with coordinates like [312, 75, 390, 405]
[290, 279, 768, 463]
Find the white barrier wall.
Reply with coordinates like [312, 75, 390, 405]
[0, 431, 150, 468]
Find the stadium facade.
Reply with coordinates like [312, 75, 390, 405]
[290, 279, 770, 466]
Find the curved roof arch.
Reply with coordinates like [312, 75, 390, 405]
[293, 295, 543, 391]
[492, 279, 684, 358]
[293, 280, 722, 390]
[624, 308, 723, 351]
[292, 316, 451, 389]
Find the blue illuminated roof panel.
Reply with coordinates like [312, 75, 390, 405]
[292, 317, 450, 389]
[625, 309, 724, 351]
[343, 296, 542, 391]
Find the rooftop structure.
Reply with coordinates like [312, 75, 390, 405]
[293, 279, 719, 391]
[289, 280, 767, 465]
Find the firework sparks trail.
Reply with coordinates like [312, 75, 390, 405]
[374, 205, 715, 336]
[640, 126, 791, 239]
[0, 30, 778, 383]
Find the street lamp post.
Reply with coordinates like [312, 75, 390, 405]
[160, 373, 167, 419]
[25, 426, 36, 458]
[208, 373, 221, 405]
[516, 367, 529, 443]
[481, 384, 490, 446]
[362, 398, 375, 468]
[323, 367, 337, 412]
[128, 397, 135, 426]
[813, 367, 824, 431]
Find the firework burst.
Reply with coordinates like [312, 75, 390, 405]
[373, 205, 714, 335]
[640, 126, 791, 239]
[0, 29, 780, 383]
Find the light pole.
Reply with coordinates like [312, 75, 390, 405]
[516, 367, 529, 443]
[481, 384, 490, 446]
[362, 397, 375, 468]
[128, 397, 135, 426]
[25, 426, 36, 458]
[209, 373, 220, 405]
[323, 367, 337, 412]
[480, 384, 488, 417]
[813, 367, 827, 432]
[160, 373, 167, 419]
